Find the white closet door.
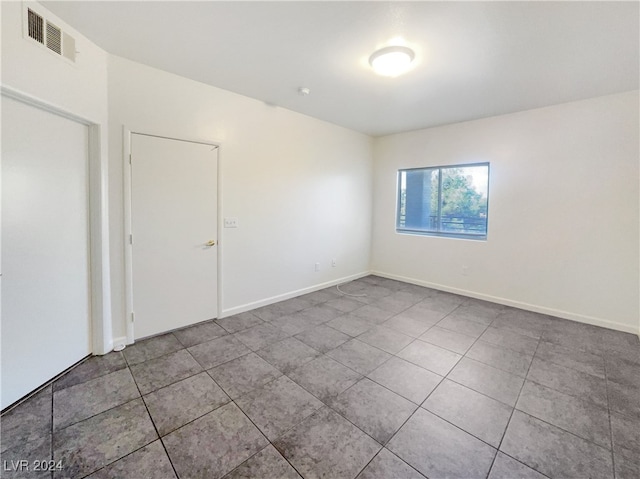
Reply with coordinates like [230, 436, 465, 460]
[1, 96, 91, 409]
[130, 134, 218, 339]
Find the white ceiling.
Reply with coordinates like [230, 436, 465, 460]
[43, 1, 639, 136]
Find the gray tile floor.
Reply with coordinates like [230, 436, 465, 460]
[2, 275, 639, 479]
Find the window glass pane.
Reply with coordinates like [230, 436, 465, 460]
[440, 165, 488, 235]
[398, 171, 406, 228]
[400, 168, 438, 231]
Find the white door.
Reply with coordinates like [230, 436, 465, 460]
[1, 96, 91, 409]
[130, 134, 218, 339]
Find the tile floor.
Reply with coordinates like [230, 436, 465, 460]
[2, 275, 639, 479]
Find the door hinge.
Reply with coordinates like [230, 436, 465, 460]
[131, 312, 135, 322]
[129, 154, 132, 165]
[129, 234, 133, 245]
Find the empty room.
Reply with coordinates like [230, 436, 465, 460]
[1, 1, 638, 478]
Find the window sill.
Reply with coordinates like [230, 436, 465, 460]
[396, 229, 487, 241]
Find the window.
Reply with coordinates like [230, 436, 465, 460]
[397, 163, 489, 239]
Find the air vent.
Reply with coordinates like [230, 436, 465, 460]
[46, 22, 61, 54]
[23, 6, 76, 63]
[27, 8, 44, 44]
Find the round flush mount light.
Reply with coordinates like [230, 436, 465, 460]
[369, 46, 415, 77]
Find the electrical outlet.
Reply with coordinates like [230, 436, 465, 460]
[315, 262, 320, 272]
[331, 258, 337, 267]
[224, 217, 238, 228]
[461, 265, 469, 276]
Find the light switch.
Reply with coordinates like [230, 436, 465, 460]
[224, 217, 238, 228]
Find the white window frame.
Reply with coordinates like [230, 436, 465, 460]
[396, 162, 490, 240]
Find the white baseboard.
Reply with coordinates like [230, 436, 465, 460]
[372, 270, 640, 337]
[220, 271, 370, 319]
[107, 269, 639, 347]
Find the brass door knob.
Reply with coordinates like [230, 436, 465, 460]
[205, 240, 216, 247]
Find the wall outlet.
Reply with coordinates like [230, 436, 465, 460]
[224, 217, 238, 228]
[331, 258, 337, 267]
[315, 262, 320, 272]
[461, 265, 469, 276]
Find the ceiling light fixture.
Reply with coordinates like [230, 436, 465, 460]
[369, 45, 415, 77]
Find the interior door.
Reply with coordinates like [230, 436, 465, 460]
[130, 134, 218, 339]
[1, 96, 91, 409]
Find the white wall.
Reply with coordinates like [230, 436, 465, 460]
[372, 91, 640, 334]
[1, 1, 112, 354]
[108, 56, 373, 340]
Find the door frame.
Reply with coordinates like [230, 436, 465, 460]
[1, 85, 112, 356]
[123, 128, 222, 345]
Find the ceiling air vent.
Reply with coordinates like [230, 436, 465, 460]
[27, 8, 44, 44]
[24, 6, 76, 63]
[46, 21, 62, 54]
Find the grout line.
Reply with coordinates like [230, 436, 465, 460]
[523, 358, 611, 411]
[249, 365, 391, 454]
[144, 394, 232, 440]
[416, 405, 503, 452]
[188, 342, 254, 370]
[122, 334, 185, 368]
[50, 381, 54, 472]
[503, 405, 613, 453]
[212, 360, 336, 477]
[60, 369, 174, 478]
[603, 355, 618, 478]
[227, 394, 312, 478]
[439, 373, 516, 408]
[129, 360, 181, 479]
[51, 384, 142, 433]
[492, 451, 553, 479]
[52, 355, 130, 395]
[351, 448, 384, 479]
[465, 339, 534, 375]
[215, 313, 266, 335]
[287, 349, 425, 417]
[152, 437, 180, 478]
[130, 355, 201, 392]
[485, 331, 544, 478]
[382, 447, 429, 479]
[364, 366, 443, 407]
[310, 401, 384, 448]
